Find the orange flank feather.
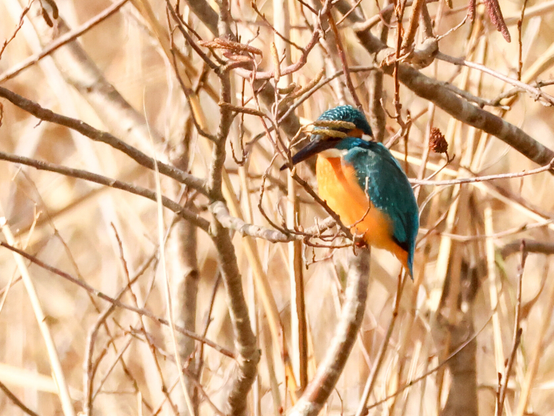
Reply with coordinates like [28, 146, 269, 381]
[316, 156, 410, 273]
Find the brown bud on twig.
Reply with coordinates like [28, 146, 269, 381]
[429, 127, 448, 154]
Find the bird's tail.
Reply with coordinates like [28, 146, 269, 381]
[391, 246, 413, 279]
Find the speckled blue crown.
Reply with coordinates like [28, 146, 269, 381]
[316, 105, 373, 136]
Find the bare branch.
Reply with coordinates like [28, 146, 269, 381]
[182, 0, 219, 36]
[0, 0, 33, 61]
[210, 200, 339, 242]
[0, 87, 208, 195]
[436, 52, 554, 106]
[288, 250, 369, 416]
[0, 0, 129, 82]
[210, 220, 260, 414]
[204, 3, 260, 414]
[411, 158, 554, 186]
[0, 381, 39, 416]
[501, 239, 554, 259]
[0, 151, 209, 231]
[0, 242, 234, 359]
[343, 12, 554, 169]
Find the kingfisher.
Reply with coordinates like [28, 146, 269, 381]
[284, 105, 419, 277]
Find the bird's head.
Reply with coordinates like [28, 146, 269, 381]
[283, 106, 373, 169]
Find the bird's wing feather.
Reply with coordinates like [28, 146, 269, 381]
[344, 143, 419, 256]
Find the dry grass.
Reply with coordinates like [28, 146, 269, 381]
[0, 0, 553, 415]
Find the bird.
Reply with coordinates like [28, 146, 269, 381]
[284, 105, 419, 277]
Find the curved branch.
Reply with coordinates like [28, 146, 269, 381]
[210, 220, 260, 414]
[0, 0, 129, 83]
[288, 250, 370, 416]
[204, 3, 260, 412]
[349, 18, 554, 170]
[0, 151, 209, 231]
[396, 63, 554, 168]
[0, 86, 208, 195]
[182, 0, 219, 36]
[210, 200, 338, 242]
[233, 27, 322, 81]
[436, 52, 554, 105]
[411, 158, 554, 186]
[0, 242, 234, 358]
[501, 239, 554, 259]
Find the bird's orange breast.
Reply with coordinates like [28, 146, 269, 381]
[316, 156, 409, 270]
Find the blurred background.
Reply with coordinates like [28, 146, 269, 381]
[0, 0, 554, 415]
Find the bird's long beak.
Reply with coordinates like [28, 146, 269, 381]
[280, 134, 339, 170]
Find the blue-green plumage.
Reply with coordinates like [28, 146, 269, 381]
[337, 138, 419, 273]
[315, 105, 373, 136]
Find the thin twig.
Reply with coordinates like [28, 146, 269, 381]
[0, 220, 76, 416]
[436, 52, 554, 106]
[365, 315, 493, 410]
[0, 241, 235, 359]
[326, 11, 362, 108]
[0, 380, 40, 416]
[0, 0, 129, 82]
[0, 0, 34, 61]
[496, 242, 526, 416]
[411, 158, 554, 186]
[288, 250, 370, 416]
[0, 150, 209, 231]
[0, 87, 208, 195]
[355, 272, 405, 416]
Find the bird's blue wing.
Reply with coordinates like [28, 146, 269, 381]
[344, 141, 419, 265]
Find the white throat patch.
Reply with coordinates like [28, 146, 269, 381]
[319, 148, 348, 158]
